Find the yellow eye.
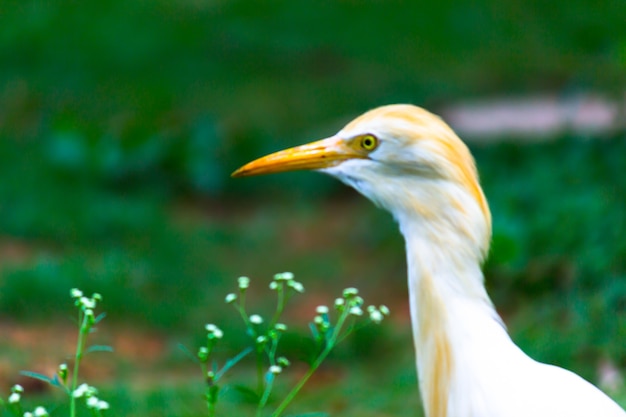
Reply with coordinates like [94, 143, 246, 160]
[360, 134, 378, 151]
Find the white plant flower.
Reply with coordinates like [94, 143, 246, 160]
[370, 309, 384, 324]
[343, 287, 359, 297]
[73, 383, 95, 398]
[316, 305, 329, 314]
[238, 276, 250, 289]
[288, 281, 305, 293]
[352, 296, 364, 306]
[273, 272, 294, 281]
[206, 324, 224, 339]
[33, 406, 48, 416]
[349, 306, 363, 316]
[87, 397, 100, 408]
[96, 400, 110, 410]
[80, 296, 96, 309]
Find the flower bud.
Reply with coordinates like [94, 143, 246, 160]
[238, 276, 250, 290]
[343, 287, 359, 298]
[58, 363, 68, 382]
[349, 306, 363, 316]
[34, 406, 49, 417]
[370, 310, 384, 324]
[288, 281, 305, 293]
[273, 272, 294, 281]
[316, 305, 329, 314]
[198, 346, 209, 362]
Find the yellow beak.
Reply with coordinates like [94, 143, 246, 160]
[232, 136, 361, 177]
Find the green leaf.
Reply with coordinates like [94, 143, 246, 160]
[19, 371, 62, 388]
[177, 343, 199, 363]
[93, 312, 107, 324]
[85, 345, 114, 354]
[216, 346, 253, 379]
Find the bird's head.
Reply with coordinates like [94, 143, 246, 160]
[233, 104, 491, 260]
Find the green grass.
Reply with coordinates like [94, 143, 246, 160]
[2, 134, 625, 387]
[1, 0, 626, 414]
[2, 0, 626, 147]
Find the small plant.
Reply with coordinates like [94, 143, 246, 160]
[1, 289, 112, 417]
[188, 272, 389, 417]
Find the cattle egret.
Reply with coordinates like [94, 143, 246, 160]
[232, 104, 625, 417]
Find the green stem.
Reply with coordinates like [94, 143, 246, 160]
[326, 307, 350, 347]
[257, 372, 274, 417]
[269, 346, 329, 417]
[70, 312, 88, 417]
[208, 398, 216, 417]
[199, 361, 212, 417]
[268, 336, 278, 365]
[237, 292, 249, 324]
[270, 309, 351, 417]
[207, 384, 217, 417]
[269, 285, 285, 327]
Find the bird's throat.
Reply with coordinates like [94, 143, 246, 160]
[402, 221, 502, 417]
[414, 271, 454, 417]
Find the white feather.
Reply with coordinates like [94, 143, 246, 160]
[322, 104, 625, 417]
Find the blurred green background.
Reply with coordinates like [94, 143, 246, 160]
[1, 0, 626, 415]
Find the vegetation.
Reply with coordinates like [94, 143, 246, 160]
[1, 0, 625, 415]
[1, 278, 389, 417]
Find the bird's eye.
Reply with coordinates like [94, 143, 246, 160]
[359, 134, 379, 151]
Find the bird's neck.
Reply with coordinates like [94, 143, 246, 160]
[398, 214, 511, 417]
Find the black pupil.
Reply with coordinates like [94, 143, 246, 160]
[364, 137, 372, 147]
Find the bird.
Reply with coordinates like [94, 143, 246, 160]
[232, 104, 625, 417]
